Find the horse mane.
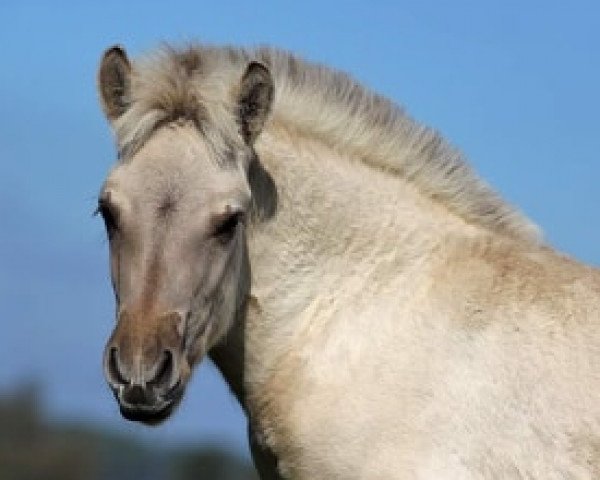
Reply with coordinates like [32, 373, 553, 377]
[112, 43, 541, 242]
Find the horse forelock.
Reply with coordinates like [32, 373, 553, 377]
[113, 45, 243, 161]
[111, 43, 541, 242]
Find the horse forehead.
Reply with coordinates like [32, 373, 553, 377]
[135, 134, 239, 183]
[105, 126, 249, 205]
[105, 167, 247, 217]
[107, 152, 208, 198]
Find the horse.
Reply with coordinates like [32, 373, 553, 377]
[95, 43, 600, 479]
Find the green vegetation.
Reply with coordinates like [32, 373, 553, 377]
[0, 384, 258, 480]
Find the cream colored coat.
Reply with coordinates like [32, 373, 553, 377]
[243, 127, 600, 479]
[97, 44, 600, 479]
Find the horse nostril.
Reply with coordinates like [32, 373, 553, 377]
[107, 347, 127, 385]
[149, 350, 174, 389]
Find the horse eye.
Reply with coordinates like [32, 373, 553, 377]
[95, 198, 119, 236]
[213, 212, 243, 243]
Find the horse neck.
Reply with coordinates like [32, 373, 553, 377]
[212, 125, 481, 407]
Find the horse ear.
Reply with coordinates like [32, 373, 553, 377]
[98, 45, 131, 122]
[238, 62, 274, 144]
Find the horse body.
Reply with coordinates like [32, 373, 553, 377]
[95, 44, 600, 479]
[242, 127, 600, 479]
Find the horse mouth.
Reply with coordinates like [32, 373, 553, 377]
[113, 381, 184, 425]
[119, 400, 178, 425]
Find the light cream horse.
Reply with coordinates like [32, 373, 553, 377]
[96, 44, 600, 479]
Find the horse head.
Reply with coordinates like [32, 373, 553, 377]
[96, 46, 273, 423]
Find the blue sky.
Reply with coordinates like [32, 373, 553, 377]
[0, 1, 598, 456]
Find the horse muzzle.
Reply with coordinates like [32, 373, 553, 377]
[103, 310, 189, 424]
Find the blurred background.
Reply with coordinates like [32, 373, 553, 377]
[0, 1, 598, 478]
